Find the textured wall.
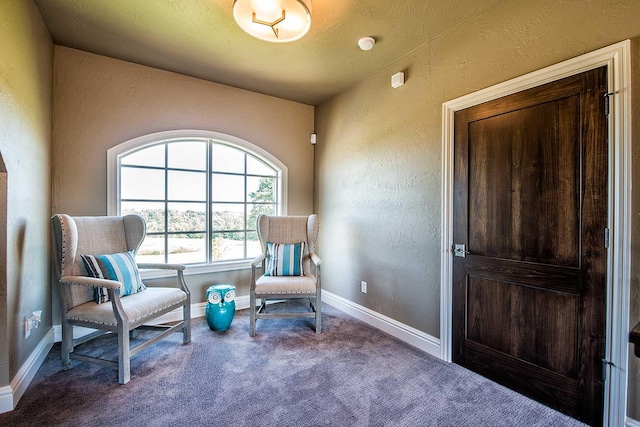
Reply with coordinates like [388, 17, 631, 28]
[51, 47, 314, 318]
[0, 0, 53, 383]
[314, 0, 640, 418]
[315, 49, 441, 335]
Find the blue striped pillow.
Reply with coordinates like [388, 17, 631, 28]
[81, 250, 146, 304]
[265, 242, 305, 277]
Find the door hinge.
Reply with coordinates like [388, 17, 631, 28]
[602, 359, 616, 381]
[604, 92, 614, 116]
[604, 227, 610, 249]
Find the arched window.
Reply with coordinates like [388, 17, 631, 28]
[107, 130, 287, 275]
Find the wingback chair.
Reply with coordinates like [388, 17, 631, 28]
[51, 214, 191, 384]
[250, 214, 322, 336]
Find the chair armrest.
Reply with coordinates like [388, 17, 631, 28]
[310, 253, 323, 266]
[251, 253, 266, 268]
[60, 275, 121, 290]
[137, 263, 186, 271]
[138, 263, 190, 296]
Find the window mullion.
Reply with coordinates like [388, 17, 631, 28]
[206, 140, 212, 265]
[164, 143, 169, 264]
[244, 152, 248, 259]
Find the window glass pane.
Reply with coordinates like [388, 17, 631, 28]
[212, 203, 244, 232]
[247, 156, 276, 176]
[212, 144, 244, 174]
[168, 203, 206, 232]
[247, 204, 276, 230]
[121, 201, 165, 233]
[247, 231, 261, 259]
[168, 233, 206, 264]
[121, 144, 165, 167]
[247, 176, 275, 203]
[212, 174, 244, 202]
[136, 235, 165, 264]
[168, 170, 206, 201]
[117, 136, 282, 266]
[121, 167, 165, 200]
[168, 141, 206, 171]
[212, 232, 245, 261]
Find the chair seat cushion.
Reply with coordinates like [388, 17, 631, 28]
[255, 274, 317, 294]
[67, 287, 187, 326]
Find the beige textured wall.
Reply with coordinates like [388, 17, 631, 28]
[0, 0, 53, 383]
[314, 0, 640, 418]
[51, 47, 314, 314]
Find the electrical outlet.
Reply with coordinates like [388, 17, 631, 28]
[361, 281, 367, 294]
[24, 310, 42, 339]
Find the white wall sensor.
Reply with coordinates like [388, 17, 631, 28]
[391, 72, 405, 88]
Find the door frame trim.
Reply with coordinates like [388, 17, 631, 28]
[440, 40, 632, 426]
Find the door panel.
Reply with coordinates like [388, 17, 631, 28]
[467, 277, 578, 377]
[452, 66, 608, 426]
[468, 96, 580, 266]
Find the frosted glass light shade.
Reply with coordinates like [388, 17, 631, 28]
[233, 0, 312, 43]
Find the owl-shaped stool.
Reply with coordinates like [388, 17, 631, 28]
[205, 284, 236, 332]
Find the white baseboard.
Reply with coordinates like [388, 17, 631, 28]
[147, 302, 207, 325]
[53, 325, 100, 343]
[321, 290, 441, 358]
[627, 417, 640, 427]
[0, 328, 54, 414]
[0, 385, 11, 413]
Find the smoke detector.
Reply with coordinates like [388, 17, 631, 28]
[358, 37, 375, 51]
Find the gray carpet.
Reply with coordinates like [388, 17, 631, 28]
[0, 302, 586, 427]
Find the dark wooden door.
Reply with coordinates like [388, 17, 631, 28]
[452, 67, 608, 426]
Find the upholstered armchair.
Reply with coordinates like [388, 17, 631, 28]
[250, 214, 322, 336]
[51, 214, 191, 384]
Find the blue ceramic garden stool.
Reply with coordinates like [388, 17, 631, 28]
[205, 284, 236, 332]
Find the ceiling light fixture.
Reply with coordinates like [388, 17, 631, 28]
[232, 0, 312, 43]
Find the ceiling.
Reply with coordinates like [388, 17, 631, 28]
[34, 0, 502, 106]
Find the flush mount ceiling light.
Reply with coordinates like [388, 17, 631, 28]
[233, 0, 312, 43]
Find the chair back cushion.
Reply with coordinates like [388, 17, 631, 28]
[264, 242, 305, 276]
[51, 214, 146, 309]
[257, 215, 318, 275]
[81, 251, 146, 303]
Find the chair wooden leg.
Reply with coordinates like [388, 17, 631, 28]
[61, 320, 73, 370]
[118, 325, 131, 384]
[250, 292, 256, 337]
[315, 291, 322, 334]
[183, 301, 191, 344]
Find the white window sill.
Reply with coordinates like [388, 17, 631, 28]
[139, 259, 254, 280]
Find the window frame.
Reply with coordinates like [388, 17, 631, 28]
[107, 130, 288, 278]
